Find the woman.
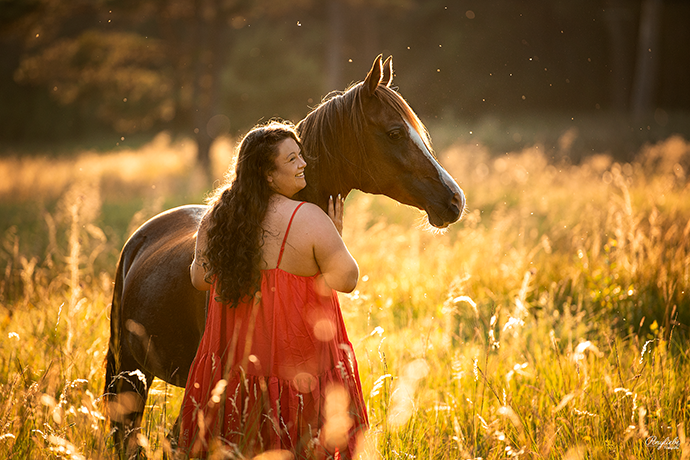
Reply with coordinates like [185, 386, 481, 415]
[178, 122, 368, 459]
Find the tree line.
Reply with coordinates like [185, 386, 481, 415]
[1, 0, 688, 167]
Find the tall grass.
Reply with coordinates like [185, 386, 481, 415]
[1, 132, 689, 458]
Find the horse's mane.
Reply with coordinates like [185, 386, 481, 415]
[296, 82, 433, 201]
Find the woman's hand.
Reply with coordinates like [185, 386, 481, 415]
[190, 258, 211, 291]
[328, 194, 344, 236]
[190, 214, 212, 291]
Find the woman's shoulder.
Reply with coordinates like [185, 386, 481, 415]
[274, 198, 323, 218]
[294, 201, 323, 214]
[272, 200, 332, 241]
[292, 201, 330, 225]
[267, 199, 328, 234]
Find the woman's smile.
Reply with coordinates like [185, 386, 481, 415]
[268, 138, 307, 198]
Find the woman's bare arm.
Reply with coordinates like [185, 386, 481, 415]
[308, 199, 358, 293]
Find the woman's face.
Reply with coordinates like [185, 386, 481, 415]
[267, 137, 307, 198]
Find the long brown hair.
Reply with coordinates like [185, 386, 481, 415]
[203, 121, 302, 306]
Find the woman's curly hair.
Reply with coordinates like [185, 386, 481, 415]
[203, 121, 302, 306]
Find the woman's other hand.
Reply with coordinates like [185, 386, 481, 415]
[328, 194, 344, 236]
[190, 215, 212, 291]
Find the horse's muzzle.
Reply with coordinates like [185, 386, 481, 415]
[453, 190, 466, 220]
[426, 188, 465, 228]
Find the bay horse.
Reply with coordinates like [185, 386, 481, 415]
[103, 55, 465, 450]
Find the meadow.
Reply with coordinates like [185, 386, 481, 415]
[0, 130, 689, 459]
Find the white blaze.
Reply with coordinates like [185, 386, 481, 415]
[405, 121, 462, 195]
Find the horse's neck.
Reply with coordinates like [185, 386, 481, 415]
[294, 185, 325, 211]
[295, 172, 351, 213]
[295, 137, 354, 212]
[296, 95, 366, 210]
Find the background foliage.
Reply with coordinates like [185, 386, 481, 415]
[1, 0, 690, 163]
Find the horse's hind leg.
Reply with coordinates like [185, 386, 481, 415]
[104, 343, 154, 455]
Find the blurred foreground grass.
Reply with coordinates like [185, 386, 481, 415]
[0, 132, 689, 458]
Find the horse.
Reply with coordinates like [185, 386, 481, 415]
[103, 55, 465, 451]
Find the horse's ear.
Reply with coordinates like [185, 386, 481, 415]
[382, 56, 393, 87]
[363, 54, 383, 96]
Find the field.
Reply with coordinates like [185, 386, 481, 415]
[1, 131, 689, 459]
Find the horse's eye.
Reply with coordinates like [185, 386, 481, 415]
[388, 129, 403, 141]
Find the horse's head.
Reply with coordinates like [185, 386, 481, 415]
[297, 55, 465, 228]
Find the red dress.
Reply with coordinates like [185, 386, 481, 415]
[178, 202, 368, 458]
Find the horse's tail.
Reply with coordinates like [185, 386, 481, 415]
[103, 246, 127, 405]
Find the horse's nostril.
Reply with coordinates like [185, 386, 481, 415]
[452, 190, 466, 216]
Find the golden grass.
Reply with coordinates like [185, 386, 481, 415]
[0, 132, 237, 202]
[1, 133, 689, 458]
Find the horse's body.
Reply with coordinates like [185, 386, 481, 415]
[103, 56, 465, 449]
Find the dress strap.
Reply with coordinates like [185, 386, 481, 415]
[276, 201, 306, 269]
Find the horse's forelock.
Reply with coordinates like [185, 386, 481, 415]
[374, 85, 435, 157]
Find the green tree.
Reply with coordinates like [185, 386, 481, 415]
[5, 0, 322, 174]
[8, 0, 252, 174]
